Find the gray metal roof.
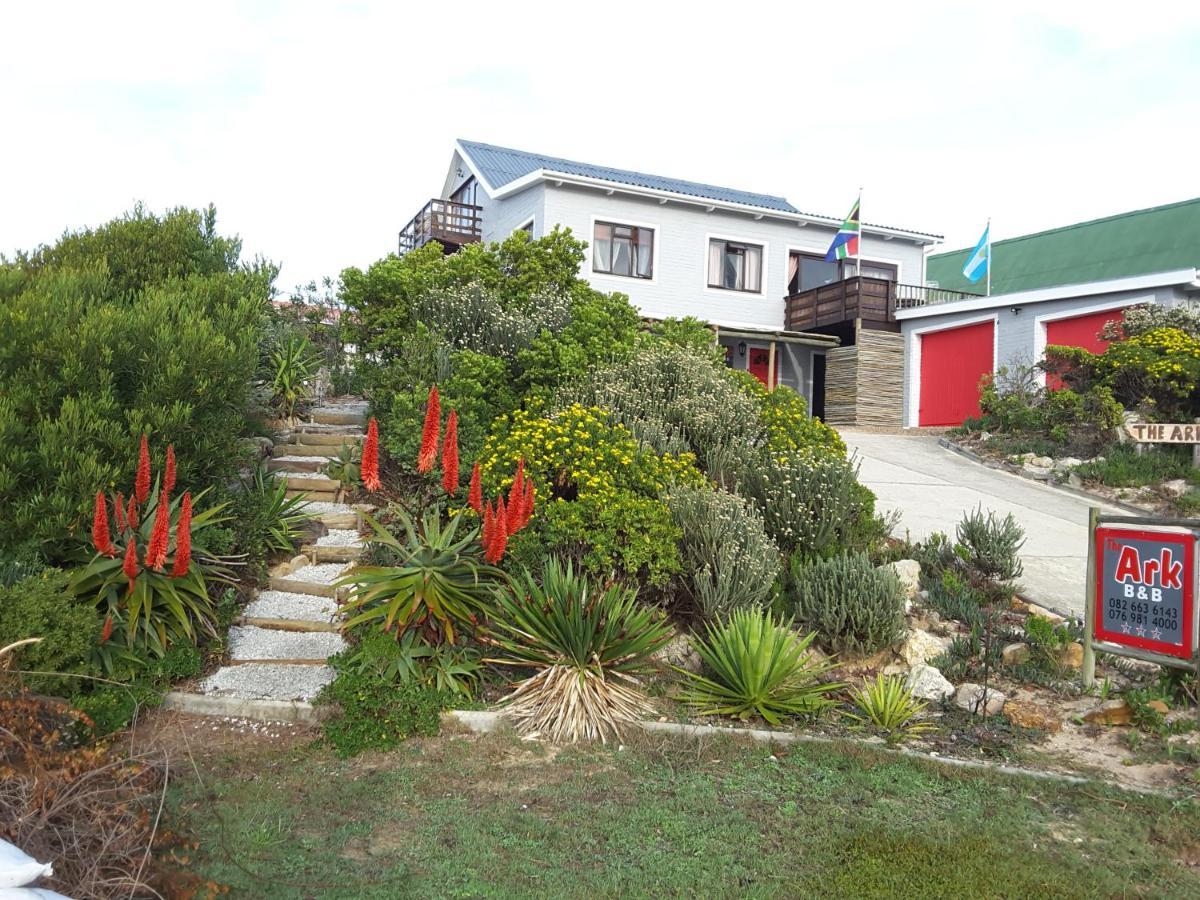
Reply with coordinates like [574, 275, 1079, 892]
[458, 139, 800, 214]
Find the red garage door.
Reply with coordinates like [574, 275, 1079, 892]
[919, 320, 995, 426]
[1045, 308, 1125, 389]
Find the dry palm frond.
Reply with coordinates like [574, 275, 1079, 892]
[501, 664, 656, 744]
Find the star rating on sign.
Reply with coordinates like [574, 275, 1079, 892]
[1121, 622, 1131, 634]
[1151, 628, 1163, 640]
[1136, 626, 1146, 638]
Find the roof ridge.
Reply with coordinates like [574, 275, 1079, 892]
[933, 196, 1200, 258]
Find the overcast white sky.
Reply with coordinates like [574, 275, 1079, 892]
[2, 1, 1198, 292]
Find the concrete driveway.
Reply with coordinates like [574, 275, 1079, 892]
[840, 429, 1129, 618]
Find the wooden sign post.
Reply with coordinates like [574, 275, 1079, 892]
[1124, 423, 1200, 468]
[1082, 509, 1200, 720]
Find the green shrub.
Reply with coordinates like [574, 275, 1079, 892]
[1074, 443, 1197, 487]
[0, 570, 102, 696]
[735, 374, 846, 457]
[484, 559, 671, 742]
[72, 681, 165, 737]
[226, 464, 311, 572]
[320, 662, 448, 756]
[783, 553, 905, 655]
[340, 628, 481, 701]
[847, 674, 933, 743]
[956, 507, 1025, 583]
[678, 608, 840, 725]
[666, 485, 780, 619]
[0, 205, 271, 558]
[744, 453, 875, 559]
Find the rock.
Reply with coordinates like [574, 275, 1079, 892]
[1056, 642, 1084, 670]
[1002, 699, 1062, 733]
[917, 589, 930, 602]
[1084, 699, 1133, 726]
[652, 633, 702, 674]
[954, 682, 1007, 716]
[248, 435, 274, 458]
[1026, 455, 1054, 470]
[1067, 472, 1083, 489]
[905, 664, 954, 702]
[885, 560, 922, 601]
[1025, 602, 1066, 626]
[1161, 479, 1189, 499]
[898, 629, 950, 667]
[980, 431, 992, 442]
[882, 662, 908, 676]
[1147, 699, 1169, 714]
[1001, 642, 1030, 666]
[1012, 452, 1036, 464]
[1053, 457, 1083, 471]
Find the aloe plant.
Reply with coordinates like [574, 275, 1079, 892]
[847, 673, 934, 743]
[679, 608, 841, 725]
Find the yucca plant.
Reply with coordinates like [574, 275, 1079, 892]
[337, 508, 504, 644]
[483, 560, 671, 743]
[679, 608, 841, 725]
[271, 334, 319, 421]
[847, 674, 934, 744]
[244, 464, 310, 554]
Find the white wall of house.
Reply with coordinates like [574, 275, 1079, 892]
[896, 276, 1194, 426]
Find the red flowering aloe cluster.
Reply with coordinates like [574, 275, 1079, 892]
[361, 416, 382, 492]
[415, 385, 535, 564]
[91, 435, 194, 621]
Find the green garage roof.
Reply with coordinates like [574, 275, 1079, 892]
[927, 197, 1200, 296]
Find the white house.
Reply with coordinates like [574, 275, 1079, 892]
[398, 140, 946, 421]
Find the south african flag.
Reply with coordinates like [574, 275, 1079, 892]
[824, 196, 861, 262]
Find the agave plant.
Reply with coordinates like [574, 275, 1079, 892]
[678, 608, 841, 725]
[244, 463, 311, 554]
[483, 560, 672, 743]
[847, 674, 934, 743]
[337, 508, 503, 644]
[323, 443, 361, 490]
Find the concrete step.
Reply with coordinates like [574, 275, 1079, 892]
[243, 589, 340, 626]
[227, 624, 347, 663]
[275, 443, 345, 457]
[201, 663, 336, 702]
[268, 457, 330, 474]
[310, 410, 366, 426]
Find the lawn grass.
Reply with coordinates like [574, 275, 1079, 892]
[1074, 444, 1198, 488]
[166, 727, 1200, 898]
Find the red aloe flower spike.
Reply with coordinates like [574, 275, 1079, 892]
[517, 477, 535, 532]
[441, 411, 460, 494]
[361, 417, 381, 491]
[417, 385, 441, 473]
[145, 489, 171, 571]
[135, 434, 151, 505]
[123, 539, 139, 590]
[164, 445, 176, 495]
[101, 614, 113, 643]
[467, 462, 482, 515]
[481, 500, 495, 555]
[506, 462, 525, 534]
[114, 492, 126, 532]
[92, 491, 116, 557]
[170, 492, 192, 577]
[126, 496, 139, 529]
[487, 498, 509, 564]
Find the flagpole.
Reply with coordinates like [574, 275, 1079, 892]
[986, 217, 992, 297]
[857, 187, 863, 279]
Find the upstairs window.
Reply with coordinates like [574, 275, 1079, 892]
[708, 239, 763, 293]
[593, 222, 653, 278]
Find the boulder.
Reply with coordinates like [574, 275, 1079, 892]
[1002, 699, 1062, 733]
[905, 664, 954, 702]
[898, 629, 950, 668]
[1025, 455, 1054, 471]
[1067, 472, 1083, 489]
[954, 682, 1007, 716]
[884, 560, 922, 601]
[1084, 699, 1133, 726]
[1056, 642, 1084, 670]
[1161, 479, 1189, 500]
[1001, 642, 1030, 666]
[1025, 602, 1066, 626]
[1053, 457, 1083, 471]
[652, 633, 702, 674]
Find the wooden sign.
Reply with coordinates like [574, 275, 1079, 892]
[1093, 525, 1195, 660]
[1125, 423, 1200, 443]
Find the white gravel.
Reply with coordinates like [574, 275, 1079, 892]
[273, 454, 334, 463]
[316, 529, 363, 548]
[203, 663, 335, 701]
[297, 500, 354, 515]
[227, 625, 347, 660]
[287, 562, 352, 585]
[243, 590, 340, 623]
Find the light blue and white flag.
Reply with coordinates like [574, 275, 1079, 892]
[962, 223, 990, 285]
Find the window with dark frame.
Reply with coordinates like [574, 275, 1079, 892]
[593, 221, 654, 278]
[708, 239, 763, 293]
[786, 251, 898, 294]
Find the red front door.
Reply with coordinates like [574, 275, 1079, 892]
[748, 347, 772, 387]
[919, 320, 994, 426]
[1045, 308, 1125, 389]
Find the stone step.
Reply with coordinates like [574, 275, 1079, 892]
[243, 589, 340, 626]
[286, 488, 338, 502]
[310, 410, 366, 426]
[201, 663, 336, 702]
[295, 432, 363, 448]
[276, 443, 344, 457]
[268, 457, 330, 473]
[286, 474, 340, 492]
[227, 624, 347, 663]
[294, 421, 366, 435]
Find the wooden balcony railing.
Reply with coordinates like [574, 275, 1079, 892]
[785, 277, 984, 331]
[398, 199, 482, 255]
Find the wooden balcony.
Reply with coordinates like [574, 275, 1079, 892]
[785, 277, 983, 331]
[398, 199, 482, 256]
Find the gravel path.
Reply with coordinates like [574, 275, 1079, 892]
[287, 562, 351, 585]
[316, 529, 362, 548]
[243, 590, 340, 623]
[273, 454, 334, 463]
[203, 663, 335, 701]
[227, 625, 347, 660]
[297, 500, 354, 515]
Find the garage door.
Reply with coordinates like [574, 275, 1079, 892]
[1044, 308, 1126, 389]
[918, 320, 994, 427]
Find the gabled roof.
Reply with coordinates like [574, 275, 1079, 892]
[458, 139, 800, 213]
[927, 197, 1200, 296]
